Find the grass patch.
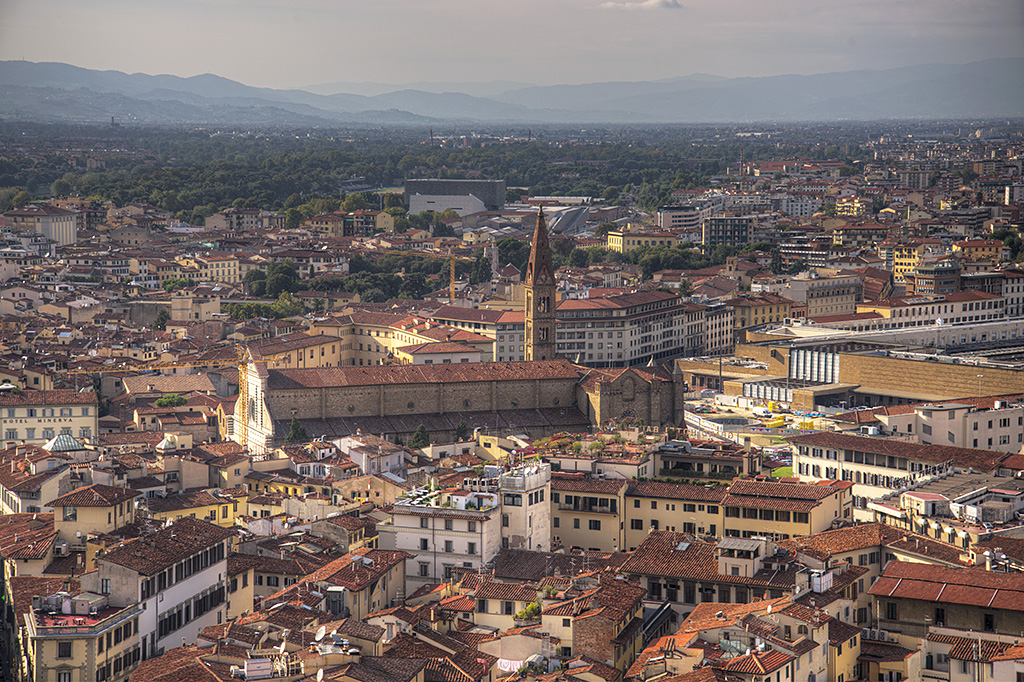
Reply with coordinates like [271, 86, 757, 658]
[771, 466, 793, 478]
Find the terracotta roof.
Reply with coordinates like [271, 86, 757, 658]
[625, 480, 727, 502]
[267, 360, 580, 390]
[620, 532, 797, 588]
[0, 389, 97, 406]
[787, 432, 1008, 470]
[99, 516, 233, 576]
[49, 483, 139, 508]
[869, 561, 1024, 611]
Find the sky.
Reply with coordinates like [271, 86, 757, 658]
[1, 0, 1022, 90]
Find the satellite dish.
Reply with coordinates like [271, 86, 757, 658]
[330, 629, 338, 637]
[317, 671, 324, 682]
[315, 626, 326, 642]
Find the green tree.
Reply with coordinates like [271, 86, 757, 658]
[155, 393, 187, 408]
[153, 309, 170, 331]
[770, 249, 784, 275]
[11, 191, 32, 208]
[162, 277, 195, 293]
[410, 424, 430, 449]
[51, 178, 72, 196]
[285, 415, 308, 444]
[454, 420, 470, 441]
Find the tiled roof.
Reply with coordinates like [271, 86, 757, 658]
[491, 548, 629, 582]
[619, 532, 797, 588]
[301, 548, 410, 592]
[49, 483, 139, 508]
[551, 473, 628, 494]
[0, 389, 97, 406]
[869, 561, 1024, 611]
[787, 432, 1008, 470]
[625, 480, 727, 502]
[267, 360, 580, 390]
[0, 513, 56, 560]
[100, 516, 233, 576]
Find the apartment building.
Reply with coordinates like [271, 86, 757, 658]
[550, 475, 626, 553]
[870, 561, 1024, 641]
[702, 213, 773, 247]
[0, 443, 74, 514]
[863, 398, 1024, 452]
[856, 290, 1005, 328]
[723, 294, 794, 330]
[542, 579, 646, 671]
[3, 204, 78, 247]
[20, 586, 144, 682]
[0, 389, 99, 444]
[204, 208, 285, 231]
[783, 269, 863, 318]
[555, 290, 700, 366]
[623, 481, 724, 551]
[905, 260, 962, 295]
[952, 239, 1007, 263]
[379, 462, 550, 594]
[892, 239, 945, 283]
[606, 230, 681, 254]
[831, 223, 888, 247]
[620, 532, 866, 620]
[721, 480, 852, 540]
[788, 432, 1008, 518]
[82, 516, 232, 659]
[303, 548, 408, 621]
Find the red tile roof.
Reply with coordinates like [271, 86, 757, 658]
[49, 483, 139, 508]
[869, 561, 1024, 611]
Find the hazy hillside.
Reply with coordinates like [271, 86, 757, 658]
[0, 58, 1020, 125]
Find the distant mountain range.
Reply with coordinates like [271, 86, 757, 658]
[0, 59, 1021, 126]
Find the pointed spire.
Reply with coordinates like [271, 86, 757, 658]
[525, 209, 554, 287]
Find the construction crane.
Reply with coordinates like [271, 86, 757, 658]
[66, 344, 287, 449]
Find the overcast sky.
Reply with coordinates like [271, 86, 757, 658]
[1, 0, 1021, 89]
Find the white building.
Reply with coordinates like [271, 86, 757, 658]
[82, 516, 232, 659]
[378, 462, 550, 594]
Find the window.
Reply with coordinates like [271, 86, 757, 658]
[58, 674, 71, 682]
[58, 642, 73, 658]
[444, 540, 453, 552]
[573, 518, 580, 529]
[588, 519, 601, 531]
[553, 517, 559, 528]
[101, 578, 111, 595]
[420, 517, 429, 529]
[420, 539, 429, 550]
[502, 601, 514, 615]
[468, 521, 476, 532]
[468, 542, 476, 555]
[631, 519, 643, 530]
[886, 602, 898, 621]
[502, 514, 509, 527]
[418, 563, 429, 577]
[444, 519, 453, 531]
[983, 613, 995, 632]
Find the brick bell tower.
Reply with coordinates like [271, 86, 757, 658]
[525, 209, 557, 361]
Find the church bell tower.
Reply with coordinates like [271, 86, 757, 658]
[525, 209, 557, 361]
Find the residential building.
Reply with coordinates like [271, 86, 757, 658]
[3, 204, 78, 246]
[723, 294, 794, 330]
[378, 462, 550, 594]
[81, 516, 232, 659]
[788, 431, 1008, 518]
[856, 291, 1005, 328]
[702, 213, 773, 247]
[0, 443, 74, 514]
[556, 290, 698, 366]
[784, 269, 863, 318]
[905, 260, 962, 295]
[18, 582, 144, 682]
[952, 239, 1007, 263]
[0, 389, 98, 445]
[606, 231, 681, 254]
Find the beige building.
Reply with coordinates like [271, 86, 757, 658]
[3, 204, 78, 246]
[0, 389, 99, 444]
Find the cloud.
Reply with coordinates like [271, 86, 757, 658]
[599, 0, 683, 9]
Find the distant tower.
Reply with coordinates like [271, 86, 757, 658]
[525, 209, 557, 361]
